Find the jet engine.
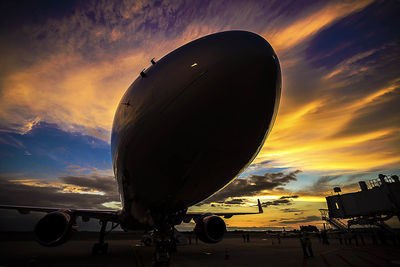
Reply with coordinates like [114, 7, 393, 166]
[35, 211, 76, 247]
[194, 215, 226, 243]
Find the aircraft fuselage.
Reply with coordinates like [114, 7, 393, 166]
[111, 31, 281, 228]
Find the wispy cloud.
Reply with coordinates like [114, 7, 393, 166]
[264, 0, 373, 53]
[0, 134, 25, 149]
[258, 75, 400, 172]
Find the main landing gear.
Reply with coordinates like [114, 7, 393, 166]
[153, 226, 176, 266]
[152, 209, 186, 266]
[92, 220, 119, 255]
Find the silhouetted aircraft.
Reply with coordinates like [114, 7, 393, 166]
[0, 30, 281, 265]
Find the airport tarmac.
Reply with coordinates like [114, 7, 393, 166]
[1, 233, 400, 266]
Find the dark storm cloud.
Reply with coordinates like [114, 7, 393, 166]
[298, 175, 341, 195]
[0, 173, 116, 231]
[280, 208, 304, 213]
[204, 195, 300, 208]
[199, 171, 300, 204]
[261, 199, 291, 208]
[279, 215, 320, 224]
[0, 175, 119, 210]
[222, 198, 246, 205]
[279, 195, 299, 199]
[294, 173, 378, 196]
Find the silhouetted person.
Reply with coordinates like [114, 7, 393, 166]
[321, 230, 329, 245]
[371, 230, 378, 245]
[246, 233, 250, 242]
[300, 232, 313, 258]
[242, 233, 246, 243]
[360, 233, 365, 245]
[277, 233, 281, 244]
[347, 232, 352, 245]
[354, 233, 359, 246]
[225, 249, 230, 260]
[378, 230, 387, 245]
[338, 232, 343, 245]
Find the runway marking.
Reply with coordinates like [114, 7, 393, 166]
[319, 246, 341, 267]
[358, 249, 390, 263]
[131, 245, 144, 267]
[336, 254, 356, 267]
[302, 257, 307, 267]
[320, 248, 340, 255]
[356, 255, 381, 267]
[320, 253, 332, 267]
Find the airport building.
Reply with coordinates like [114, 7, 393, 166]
[320, 174, 400, 231]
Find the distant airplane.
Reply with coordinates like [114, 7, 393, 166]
[0, 30, 281, 265]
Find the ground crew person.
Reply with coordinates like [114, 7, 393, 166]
[300, 232, 314, 258]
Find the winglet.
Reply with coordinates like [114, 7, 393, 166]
[257, 199, 263, 213]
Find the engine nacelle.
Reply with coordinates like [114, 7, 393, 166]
[35, 211, 76, 247]
[194, 215, 226, 243]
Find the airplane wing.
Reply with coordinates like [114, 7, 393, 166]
[185, 199, 263, 220]
[0, 205, 120, 222]
[0, 199, 263, 223]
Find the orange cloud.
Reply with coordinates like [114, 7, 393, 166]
[264, 0, 374, 53]
[0, 51, 148, 140]
[324, 49, 379, 80]
[256, 78, 400, 172]
[110, 29, 123, 41]
[0, 23, 218, 141]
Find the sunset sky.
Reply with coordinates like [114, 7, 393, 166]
[0, 0, 399, 231]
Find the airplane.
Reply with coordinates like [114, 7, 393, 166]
[0, 30, 281, 265]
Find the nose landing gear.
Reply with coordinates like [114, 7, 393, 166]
[153, 227, 177, 266]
